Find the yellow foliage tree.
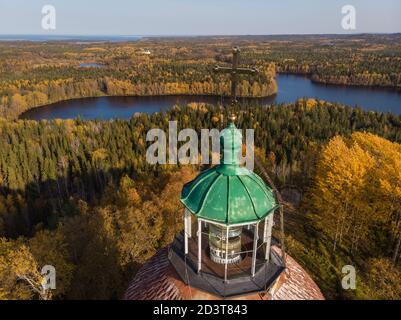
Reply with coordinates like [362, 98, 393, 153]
[0, 230, 73, 300]
[309, 132, 401, 258]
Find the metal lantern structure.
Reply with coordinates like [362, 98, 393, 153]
[169, 119, 286, 297]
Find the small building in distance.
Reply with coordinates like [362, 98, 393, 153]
[139, 49, 151, 55]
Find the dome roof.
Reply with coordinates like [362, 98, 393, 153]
[180, 121, 278, 225]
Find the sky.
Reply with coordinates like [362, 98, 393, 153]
[0, 0, 400, 36]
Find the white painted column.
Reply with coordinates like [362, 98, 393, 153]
[224, 226, 229, 282]
[184, 217, 188, 255]
[251, 222, 259, 277]
[184, 209, 191, 254]
[264, 213, 274, 262]
[186, 209, 192, 238]
[197, 219, 202, 273]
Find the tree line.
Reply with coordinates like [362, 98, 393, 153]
[0, 41, 277, 119]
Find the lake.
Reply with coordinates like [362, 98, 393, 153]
[79, 63, 105, 68]
[0, 35, 142, 42]
[20, 74, 401, 120]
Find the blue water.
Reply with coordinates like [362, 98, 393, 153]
[79, 63, 105, 68]
[275, 74, 401, 114]
[20, 74, 401, 120]
[20, 96, 221, 120]
[0, 35, 142, 42]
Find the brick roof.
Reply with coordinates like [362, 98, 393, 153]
[271, 247, 324, 300]
[123, 246, 324, 300]
[124, 247, 182, 300]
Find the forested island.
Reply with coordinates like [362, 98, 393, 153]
[0, 38, 278, 119]
[2, 34, 401, 119]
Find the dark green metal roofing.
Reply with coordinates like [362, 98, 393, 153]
[180, 122, 278, 225]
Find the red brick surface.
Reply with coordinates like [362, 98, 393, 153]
[124, 245, 324, 300]
[271, 247, 324, 300]
[123, 247, 182, 300]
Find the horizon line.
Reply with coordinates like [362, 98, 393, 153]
[0, 32, 400, 38]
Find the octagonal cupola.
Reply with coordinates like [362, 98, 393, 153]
[168, 117, 285, 298]
[180, 120, 278, 225]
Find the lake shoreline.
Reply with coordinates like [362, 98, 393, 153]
[18, 78, 401, 120]
[19, 74, 401, 120]
[18, 93, 277, 120]
[278, 71, 401, 93]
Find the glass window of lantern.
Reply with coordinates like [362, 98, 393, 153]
[183, 213, 276, 281]
[209, 224, 242, 265]
[255, 224, 267, 275]
[224, 222, 257, 281]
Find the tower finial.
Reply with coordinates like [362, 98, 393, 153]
[213, 46, 258, 107]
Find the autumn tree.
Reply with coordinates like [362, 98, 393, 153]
[0, 230, 73, 300]
[308, 132, 401, 261]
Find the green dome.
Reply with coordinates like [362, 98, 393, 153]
[180, 122, 278, 225]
